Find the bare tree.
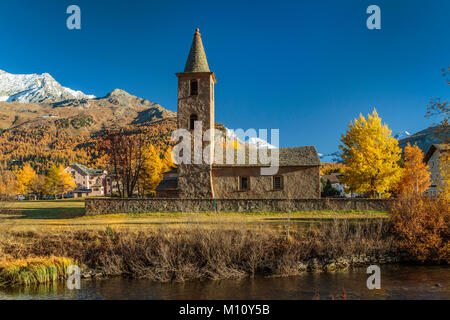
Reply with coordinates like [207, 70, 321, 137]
[98, 128, 148, 197]
[426, 65, 449, 143]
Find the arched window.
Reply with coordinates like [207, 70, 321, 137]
[189, 114, 198, 130]
[190, 79, 198, 96]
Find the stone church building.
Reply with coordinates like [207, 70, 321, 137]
[156, 28, 321, 199]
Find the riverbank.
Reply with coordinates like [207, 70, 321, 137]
[1, 219, 401, 284]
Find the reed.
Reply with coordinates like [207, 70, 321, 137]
[0, 256, 75, 286]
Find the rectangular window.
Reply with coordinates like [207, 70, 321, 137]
[239, 176, 249, 191]
[190, 80, 198, 96]
[273, 176, 283, 190]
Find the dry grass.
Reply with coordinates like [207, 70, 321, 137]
[0, 256, 75, 287]
[0, 219, 395, 283]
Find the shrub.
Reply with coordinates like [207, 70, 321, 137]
[390, 197, 450, 263]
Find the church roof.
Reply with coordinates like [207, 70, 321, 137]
[213, 146, 321, 167]
[184, 28, 211, 73]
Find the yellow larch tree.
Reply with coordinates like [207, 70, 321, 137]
[44, 165, 76, 198]
[14, 163, 37, 196]
[0, 167, 17, 196]
[397, 143, 431, 197]
[320, 162, 345, 175]
[138, 144, 163, 196]
[161, 147, 175, 173]
[59, 166, 77, 198]
[339, 109, 403, 198]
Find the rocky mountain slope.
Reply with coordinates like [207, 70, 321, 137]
[0, 70, 177, 171]
[0, 69, 95, 103]
[0, 88, 176, 132]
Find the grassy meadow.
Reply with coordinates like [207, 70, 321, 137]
[0, 198, 389, 232]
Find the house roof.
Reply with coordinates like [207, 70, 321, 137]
[69, 163, 105, 177]
[213, 146, 321, 167]
[424, 144, 450, 163]
[156, 176, 178, 191]
[184, 28, 211, 73]
[321, 173, 342, 184]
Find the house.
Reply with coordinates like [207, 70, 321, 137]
[156, 28, 321, 199]
[321, 173, 349, 197]
[424, 144, 449, 197]
[65, 163, 110, 198]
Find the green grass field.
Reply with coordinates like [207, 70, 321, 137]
[0, 199, 389, 232]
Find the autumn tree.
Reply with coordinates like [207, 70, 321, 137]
[426, 65, 449, 143]
[339, 109, 402, 198]
[397, 143, 431, 197]
[14, 163, 37, 197]
[0, 167, 16, 197]
[30, 175, 46, 200]
[161, 147, 175, 173]
[98, 128, 149, 197]
[320, 162, 345, 176]
[425, 66, 449, 200]
[44, 165, 77, 198]
[137, 144, 163, 196]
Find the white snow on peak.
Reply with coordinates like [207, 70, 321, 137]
[247, 137, 277, 149]
[226, 129, 277, 149]
[0, 69, 95, 103]
[394, 130, 412, 140]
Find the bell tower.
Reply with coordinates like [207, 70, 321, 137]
[176, 28, 216, 198]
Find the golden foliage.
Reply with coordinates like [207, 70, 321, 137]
[397, 143, 431, 197]
[14, 163, 37, 196]
[0, 167, 16, 196]
[44, 165, 77, 197]
[339, 109, 402, 198]
[320, 162, 345, 175]
[0, 120, 176, 174]
[391, 197, 450, 263]
[161, 147, 175, 173]
[137, 144, 163, 195]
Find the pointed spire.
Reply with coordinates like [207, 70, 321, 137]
[184, 28, 211, 73]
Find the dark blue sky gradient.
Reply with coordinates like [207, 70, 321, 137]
[0, 0, 448, 155]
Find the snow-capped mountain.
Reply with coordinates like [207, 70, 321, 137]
[226, 129, 277, 149]
[0, 69, 95, 103]
[394, 130, 411, 140]
[247, 137, 277, 149]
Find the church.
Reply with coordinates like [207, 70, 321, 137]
[156, 28, 321, 199]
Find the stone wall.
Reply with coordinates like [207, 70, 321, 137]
[85, 198, 392, 216]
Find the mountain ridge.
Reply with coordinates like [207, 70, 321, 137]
[0, 69, 95, 103]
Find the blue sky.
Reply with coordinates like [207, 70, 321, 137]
[0, 0, 448, 156]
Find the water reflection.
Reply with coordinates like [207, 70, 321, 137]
[1, 265, 448, 300]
